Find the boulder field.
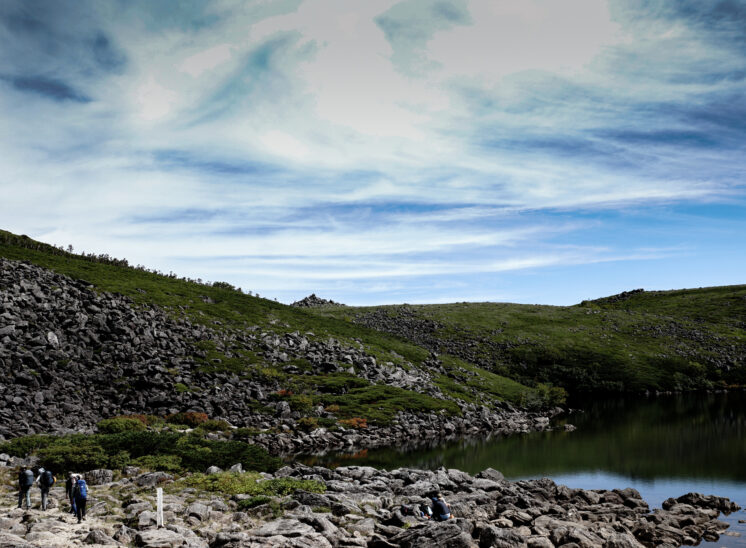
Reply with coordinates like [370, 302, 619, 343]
[0, 257, 555, 454]
[0, 462, 740, 547]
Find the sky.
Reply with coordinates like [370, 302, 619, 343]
[1, 0, 745, 306]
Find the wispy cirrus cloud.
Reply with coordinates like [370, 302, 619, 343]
[0, 0, 744, 305]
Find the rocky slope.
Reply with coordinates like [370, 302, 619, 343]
[0, 257, 552, 451]
[0, 461, 740, 547]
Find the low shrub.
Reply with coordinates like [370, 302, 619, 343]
[166, 412, 209, 427]
[231, 427, 260, 439]
[97, 417, 147, 434]
[237, 495, 272, 509]
[197, 419, 231, 432]
[289, 394, 313, 412]
[297, 417, 318, 432]
[2, 431, 280, 474]
[36, 438, 109, 472]
[338, 417, 368, 429]
[133, 454, 183, 473]
[0, 434, 54, 457]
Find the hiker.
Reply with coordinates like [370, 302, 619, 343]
[18, 466, 34, 510]
[17, 466, 34, 509]
[430, 493, 452, 521]
[65, 473, 77, 515]
[72, 474, 88, 523]
[35, 467, 56, 510]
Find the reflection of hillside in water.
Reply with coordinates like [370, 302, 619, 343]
[307, 392, 746, 482]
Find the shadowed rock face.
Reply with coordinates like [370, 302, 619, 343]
[1, 462, 736, 548]
[0, 258, 552, 452]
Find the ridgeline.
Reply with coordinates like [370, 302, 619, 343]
[1, 228, 744, 433]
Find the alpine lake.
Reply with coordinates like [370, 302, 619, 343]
[303, 391, 746, 546]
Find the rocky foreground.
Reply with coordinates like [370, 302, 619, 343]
[0, 461, 740, 548]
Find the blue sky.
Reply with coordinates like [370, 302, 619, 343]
[1, 0, 744, 305]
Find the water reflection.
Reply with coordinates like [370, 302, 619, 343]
[303, 392, 746, 546]
[304, 391, 746, 481]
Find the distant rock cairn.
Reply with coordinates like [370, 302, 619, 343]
[291, 293, 345, 308]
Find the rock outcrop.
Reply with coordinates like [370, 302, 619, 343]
[291, 294, 345, 308]
[0, 463, 739, 547]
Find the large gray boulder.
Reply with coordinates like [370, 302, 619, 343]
[135, 472, 173, 487]
[86, 469, 114, 485]
[252, 519, 315, 538]
[84, 529, 118, 545]
[135, 529, 188, 548]
[391, 522, 477, 548]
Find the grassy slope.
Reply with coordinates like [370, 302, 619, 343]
[310, 288, 746, 394]
[0, 230, 531, 419]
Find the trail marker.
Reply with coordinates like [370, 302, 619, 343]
[156, 487, 164, 527]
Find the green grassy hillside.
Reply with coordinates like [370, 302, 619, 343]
[310, 285, 746, 393]
[2, 229, 744, 401]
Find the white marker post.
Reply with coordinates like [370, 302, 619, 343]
[156, 487, 164, 528]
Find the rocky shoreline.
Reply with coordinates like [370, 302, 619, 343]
[252, 405, 565, 456]
[0, 461, 740, 547]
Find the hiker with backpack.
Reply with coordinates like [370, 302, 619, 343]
[17, 466, 34, 509]
[65, 473, 78, 515]
[72, 474, 88, 523]
[35, 468, 56, 510]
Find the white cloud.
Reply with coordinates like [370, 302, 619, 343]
[179, 44, 235, 77]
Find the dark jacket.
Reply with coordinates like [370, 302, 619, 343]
[431, 498, 451, 520]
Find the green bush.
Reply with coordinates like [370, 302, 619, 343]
[237, 495, 272, 509]
[288, 394, 313, 412]
[0, 434, 55, 457]
[297, 417, 318, 432]
[166, 412, 208, 427]
[231, 427, 260, 439]
[133, 455, 183, 473]
[97, 417, 147, 434]
[196, 419, 231, 432]
[36, 438, 109, 472]
[2, 430, 280, 474]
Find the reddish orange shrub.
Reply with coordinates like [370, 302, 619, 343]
[166, 412, 208, 427]
[338, 417, 368, 429]
[114, 414, 149, 425]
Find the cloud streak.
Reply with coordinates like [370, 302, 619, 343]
[0, 0, 744, 305]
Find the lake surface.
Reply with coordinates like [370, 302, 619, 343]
[307, 392, 746, 546]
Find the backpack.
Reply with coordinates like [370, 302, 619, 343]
[22, 469, 34, 487]
[76, 479, 88, 498]
[41, 470, 55, 488]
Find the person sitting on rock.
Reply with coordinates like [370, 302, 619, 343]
[72, 474, 88, 523]
[419, 502, 433, 519]
[35, 467, 55, 510]
[17, 466, 34, 510]
[430, 493, 451, 521]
